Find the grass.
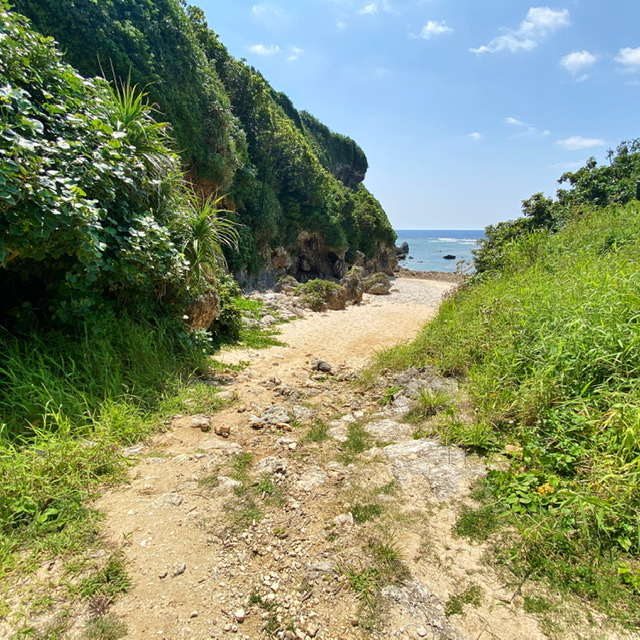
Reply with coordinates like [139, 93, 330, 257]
[304, 419, 330, 443]
[444, 584, 483, 617]
[365, 202, 640, 626]
[338, 421, 372, 464]
[0, 314, 235, 634]
[351, 503, 383, 524]
[341, 534, 409, 630]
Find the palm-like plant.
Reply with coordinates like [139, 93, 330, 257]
[183, 193, 239, 288]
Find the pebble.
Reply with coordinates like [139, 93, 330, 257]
[234, 608, 246, 623]
[171, 562, 187, 577]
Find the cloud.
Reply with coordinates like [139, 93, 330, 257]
[287, 46, 304, 62]
[337, 20, 347, 30]
[556, 136, 605, 150]
[468, 132, 484, 141]
[248, 44, 281, 56]
[414, 20, 453, 40]
[470, 7, 570, 55]
[616, 47, 640, 70]
[358, 2, 378, 14]
[357, 0, 393, 16]
[504, 116, 550, 138]
[560, 50, 596, 75]
[251, 4, 291, 31]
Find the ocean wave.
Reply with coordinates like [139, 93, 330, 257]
[436, 238, 480, 244]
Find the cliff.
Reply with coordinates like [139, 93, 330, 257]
[14, 0, 396, 284]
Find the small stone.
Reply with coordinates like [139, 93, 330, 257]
[416, 628, 427, 638]
[249, 415, 265, 429]
[234, 608, 246, 623]
[306, 624, 319, 638]
[223, 623, 233, 632]
[215, 390, 237, 403]
[190, 415, 211, 432]
[158, 569, 168, 579]
[215, 423, 231, 438]
[333, 513, 354, 528]
[311, 358, 333, 373]
[171, 562, 187, 577]
[190, 611, 198, 618]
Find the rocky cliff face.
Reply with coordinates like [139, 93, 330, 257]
[235, 233, 397, 290]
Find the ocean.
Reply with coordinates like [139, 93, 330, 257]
[394, 229, 485, 273]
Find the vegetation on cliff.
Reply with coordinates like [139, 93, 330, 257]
[372, 148, 640, 624]
[14, 0, 395, 278]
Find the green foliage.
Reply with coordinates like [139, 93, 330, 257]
[295, 279, 345, 311]
[350, 503, 383, 524]
[77, 553, 130, 602]
[182, 193, 239, 290]
[0, 5, 191, 326]
[474, 140, 640, 276]
[392, 201, 640, 620]
[14, 0, 396, 278]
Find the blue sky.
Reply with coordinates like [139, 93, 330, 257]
[196, 0, 640, 229]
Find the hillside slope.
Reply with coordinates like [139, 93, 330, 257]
[14, 0, 396, 283]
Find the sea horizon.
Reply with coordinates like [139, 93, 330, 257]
[393, 229, 484, 273]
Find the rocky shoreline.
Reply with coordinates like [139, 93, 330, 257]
[394, 268, 463, 283]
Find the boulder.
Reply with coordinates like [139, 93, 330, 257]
[184, 289, 220, 331]
[340, 266, 364, 304]
[363, 272, 392, 295]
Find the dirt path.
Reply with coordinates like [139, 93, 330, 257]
[94, 278, 554, 640]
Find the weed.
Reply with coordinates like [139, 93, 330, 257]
[339, 422, 372, 463]
[405, 388, 452, 423]
[378, 386, 402, 407]
[445, 584, 483, 617]
[523, 595, 552, 614]
[378, 481, 397, 495]
[304, 420, 329, 443]
[76, 553, 130, 603]
[351, 503, 383, 524]
[454, 505, 501, 542]
[82, 614, 127, 640]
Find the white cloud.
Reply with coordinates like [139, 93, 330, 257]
[251, 4, 291, 31]
[560, 50, 596, 75]
[504, 116, 550, 138]
[359, 2, 378, 14]
[468, 132, 484, 141]
[415, 20, 453, 40]
[337, 20, 347, 30]
[248, 44, 281, 56]
[616, 47, 640, 70]
[357, 0, 393, 16]
[556, 136, 605, 150]
[471, 7, 570, 55]
[287, 46, 304, 62]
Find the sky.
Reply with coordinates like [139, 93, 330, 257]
[195, 0, 640, 229]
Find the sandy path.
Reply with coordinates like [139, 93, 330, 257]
[90, 278, 561, 640]
[220, 278, 453, 371]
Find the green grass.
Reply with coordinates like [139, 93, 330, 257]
[339, 422, 372, 463]
[445, 584, 483, 617]
[304, 419, 330, 443]
[351, 503, 383, 524]
[367, 203, 640, 625]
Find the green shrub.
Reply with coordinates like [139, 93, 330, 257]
[295, 279, 346, 311]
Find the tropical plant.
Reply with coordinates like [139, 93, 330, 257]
[183, 193, 239, 289]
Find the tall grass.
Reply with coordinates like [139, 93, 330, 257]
[371, 203, 640, 621]
[0, 316, 209, 578]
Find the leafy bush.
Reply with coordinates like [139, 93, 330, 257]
[0, 5, 190, 327]
[295, 279, 346, 311]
